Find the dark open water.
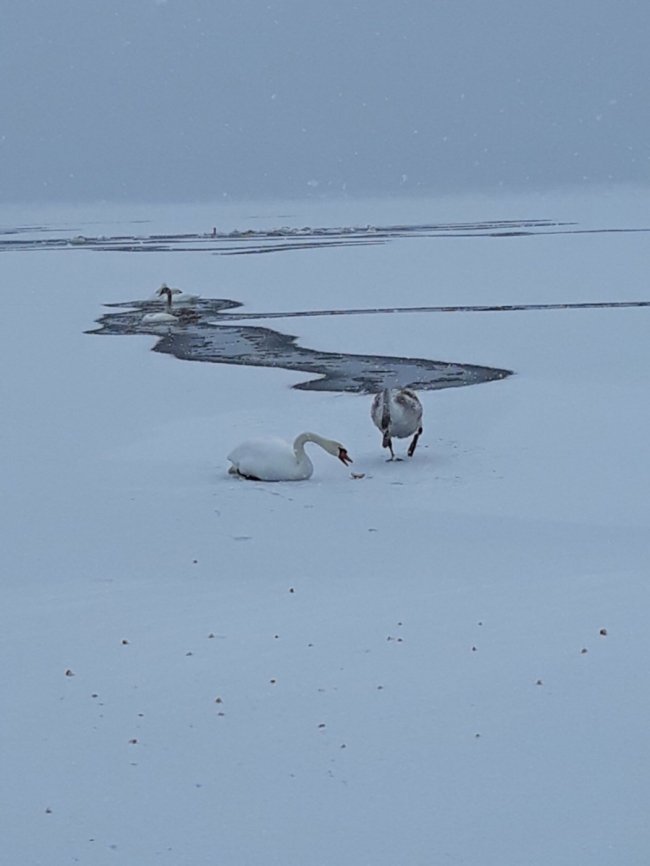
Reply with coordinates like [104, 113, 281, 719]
[4, 217, 648, 393]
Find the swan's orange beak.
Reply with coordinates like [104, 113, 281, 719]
[338, 448, 353, 466]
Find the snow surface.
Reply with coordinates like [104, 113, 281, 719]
[2, 189, 650, 865]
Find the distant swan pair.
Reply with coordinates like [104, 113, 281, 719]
[141, 283, 201, 324]
[228, 387, 423, 482]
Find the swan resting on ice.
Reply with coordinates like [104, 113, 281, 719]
[228, 432, 353, 481]
[371, 387, 423, 460]
[141, 309, 179, 324]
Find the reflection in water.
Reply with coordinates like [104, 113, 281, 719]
[88, 298, 512, 393]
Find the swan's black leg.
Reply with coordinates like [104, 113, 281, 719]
[407, 426, 423, 457]
[381, 432, 396, 461]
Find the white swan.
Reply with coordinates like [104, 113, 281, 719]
[141, 310, 179, 324]
[371, 387, 423, 460]
[156, 283, 200, 305]
[227, 432, 353, 481]
[142, 284, 200, 324]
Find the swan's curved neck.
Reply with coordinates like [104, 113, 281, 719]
[293, 432, 331, 455]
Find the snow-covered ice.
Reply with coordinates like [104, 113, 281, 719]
[2, 189, 649, 865]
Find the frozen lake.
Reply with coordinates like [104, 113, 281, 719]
[2, 189, 650, 865]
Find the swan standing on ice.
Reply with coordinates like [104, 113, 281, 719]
[156, 283, 200, 305]
[371, 387, 423, 460]
[228, 432, 353, 481]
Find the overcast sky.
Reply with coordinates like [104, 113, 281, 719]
[2, 0, 649, 202]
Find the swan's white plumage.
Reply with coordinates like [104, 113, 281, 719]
[227, 432, 352, 481]
[371, 387, 423, 458]
[156, 283, 200, 305]
[141, 311, 179, 324]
